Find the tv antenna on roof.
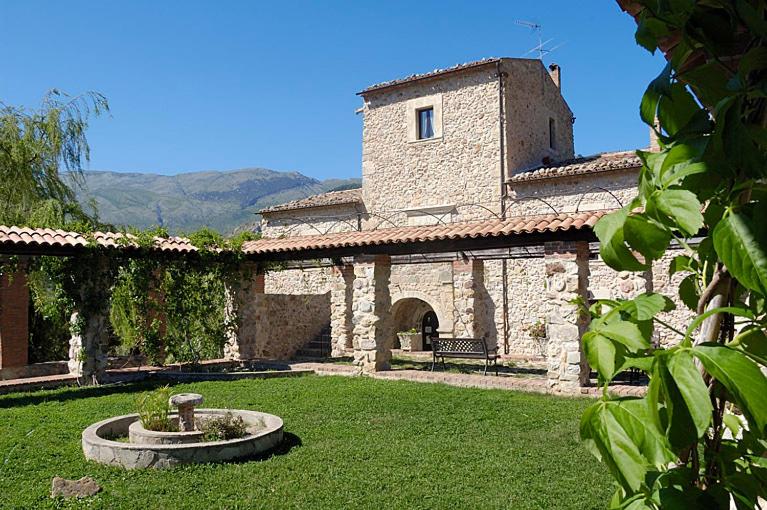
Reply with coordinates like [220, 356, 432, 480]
[515, 20, 565, 61]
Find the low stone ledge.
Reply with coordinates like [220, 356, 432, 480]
[82, 409, 283, 469]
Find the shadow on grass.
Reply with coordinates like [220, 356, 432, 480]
[253, 432, 302, 461]
[0, 380, 173, 409]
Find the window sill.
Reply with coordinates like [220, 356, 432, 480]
[408, 136, 444, 145]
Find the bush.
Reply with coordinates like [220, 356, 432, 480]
[199, 412, 247, 441]
[135, 386, 177, 432]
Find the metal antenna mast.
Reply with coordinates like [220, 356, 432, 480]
[515, 20, 565, 61]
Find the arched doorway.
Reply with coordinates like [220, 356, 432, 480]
[390, 297, 440, 352]
[421, 311, 439, 351]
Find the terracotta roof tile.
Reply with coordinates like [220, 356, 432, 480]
[242, 211, 609, 255]
[508, 151, 642, 183]
[0, 226, 197, 254]
[259, 188, 362, 214]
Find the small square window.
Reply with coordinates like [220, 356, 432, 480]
[548, 118, 556, 150]
[417, 107, 435, 140]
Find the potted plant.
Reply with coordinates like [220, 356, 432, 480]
[524, 319, 547, 358]
[397, 328, 421, 352]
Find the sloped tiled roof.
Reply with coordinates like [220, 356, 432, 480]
[508, 151, 642, 183]
[259, 188, 362, 214]
[359, 58, 504, 95]
[242, 211, 608, 256]
[0, 226, 197, 254]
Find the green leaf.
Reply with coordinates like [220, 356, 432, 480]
[693, 344, 767, 435]
[624, 215, 672, 262]
[657, 83, 702, 137]
[620, 293, 676, 321]
[608, 398, 676, 467]
[640, 63, 672, 124]
[723, 413, 742, 438]
[661, 161, 708, 188]
[678, 275, 699, 311]
[730, 326, 767, 366]
[669, 255, 694, 275]
[713, 212, 767, 296]
[650, 189, 704, 236]
[666, 350, 712, 439]
[594, 208, 647, 271]
[583, 332, 623, 382]
[597, 320, 652, 352]
[580, 401, 650, 492]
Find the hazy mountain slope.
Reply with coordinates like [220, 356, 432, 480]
[76, 168, 361, 234]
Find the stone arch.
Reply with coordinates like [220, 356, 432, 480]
[389, 290, 450, 332]
[386, 291, 453, 351]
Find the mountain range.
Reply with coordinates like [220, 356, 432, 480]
[75, 168, 361, 234]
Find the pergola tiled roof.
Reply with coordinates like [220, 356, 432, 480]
[259, 189, 362, 214]
[0, 211, 608, 260]
[242, 211, 608, 259]
[508, 151, 642, 183]
[0, 225, 197, 256]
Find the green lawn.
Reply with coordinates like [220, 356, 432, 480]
[0, 376, 613, 509]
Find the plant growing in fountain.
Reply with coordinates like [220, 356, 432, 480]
[199, 412, 249, 442]
[135, 386, 177, 432]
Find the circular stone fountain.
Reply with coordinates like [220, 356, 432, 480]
[82, 393, 284, 469]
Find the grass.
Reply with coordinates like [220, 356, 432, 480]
[0, 376, 613, 509]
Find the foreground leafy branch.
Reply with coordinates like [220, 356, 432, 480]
[581, 1, 767, 507]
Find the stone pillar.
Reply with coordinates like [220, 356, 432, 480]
[330, 264, 354, 357]
[351, 255, 392, 373]
[0, 263, 29, 371]
[452, 259, 485, 338]
[68, 255, 112, 385]
[544, 241, 590, 392]
[224, 263, 263, 360]
[68, 311, 108, 382]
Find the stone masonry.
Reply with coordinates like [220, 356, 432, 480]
[330, 265, 354, 356]
[544, 241, 590, 391]
[351, 255, 392, 373]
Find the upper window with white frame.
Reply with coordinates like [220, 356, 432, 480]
[406, 94, 443, 142]
[417, 107, 435, 140]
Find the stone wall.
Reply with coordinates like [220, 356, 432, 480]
[503, 59, 574, 174]
[507, 168, 639, 216]
[361, 65, 503, 222]
[261, 203, 361, 238]
[265, 267, 334, 295]
[256, 293, 330, 359]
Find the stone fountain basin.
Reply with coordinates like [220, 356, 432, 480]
[83, 409, 283, 469]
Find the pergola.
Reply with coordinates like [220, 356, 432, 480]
[0, 210, 607, 391]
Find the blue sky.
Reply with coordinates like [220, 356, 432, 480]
[0, 1, 663, 180]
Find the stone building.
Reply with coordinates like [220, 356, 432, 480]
[247, 58, 689, 386]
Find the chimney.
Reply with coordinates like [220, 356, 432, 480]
[548, 63, 561, 89]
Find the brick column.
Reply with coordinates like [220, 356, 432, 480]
[544, 241, 590, 392]
[224, 263, 264, 360]
[352, 255, 392, 373]
[330, 264, 354, 357]
[0, 263, 29, 370]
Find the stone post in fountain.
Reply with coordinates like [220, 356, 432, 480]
[169, 393, 203, 432]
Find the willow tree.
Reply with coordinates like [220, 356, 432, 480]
[580, 1, 767, 508]
[0, 89, 108, 228]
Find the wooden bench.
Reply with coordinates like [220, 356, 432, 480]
[430, 337, 500, 376]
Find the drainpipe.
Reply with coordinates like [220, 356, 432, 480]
[497, 60, 511, 355]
